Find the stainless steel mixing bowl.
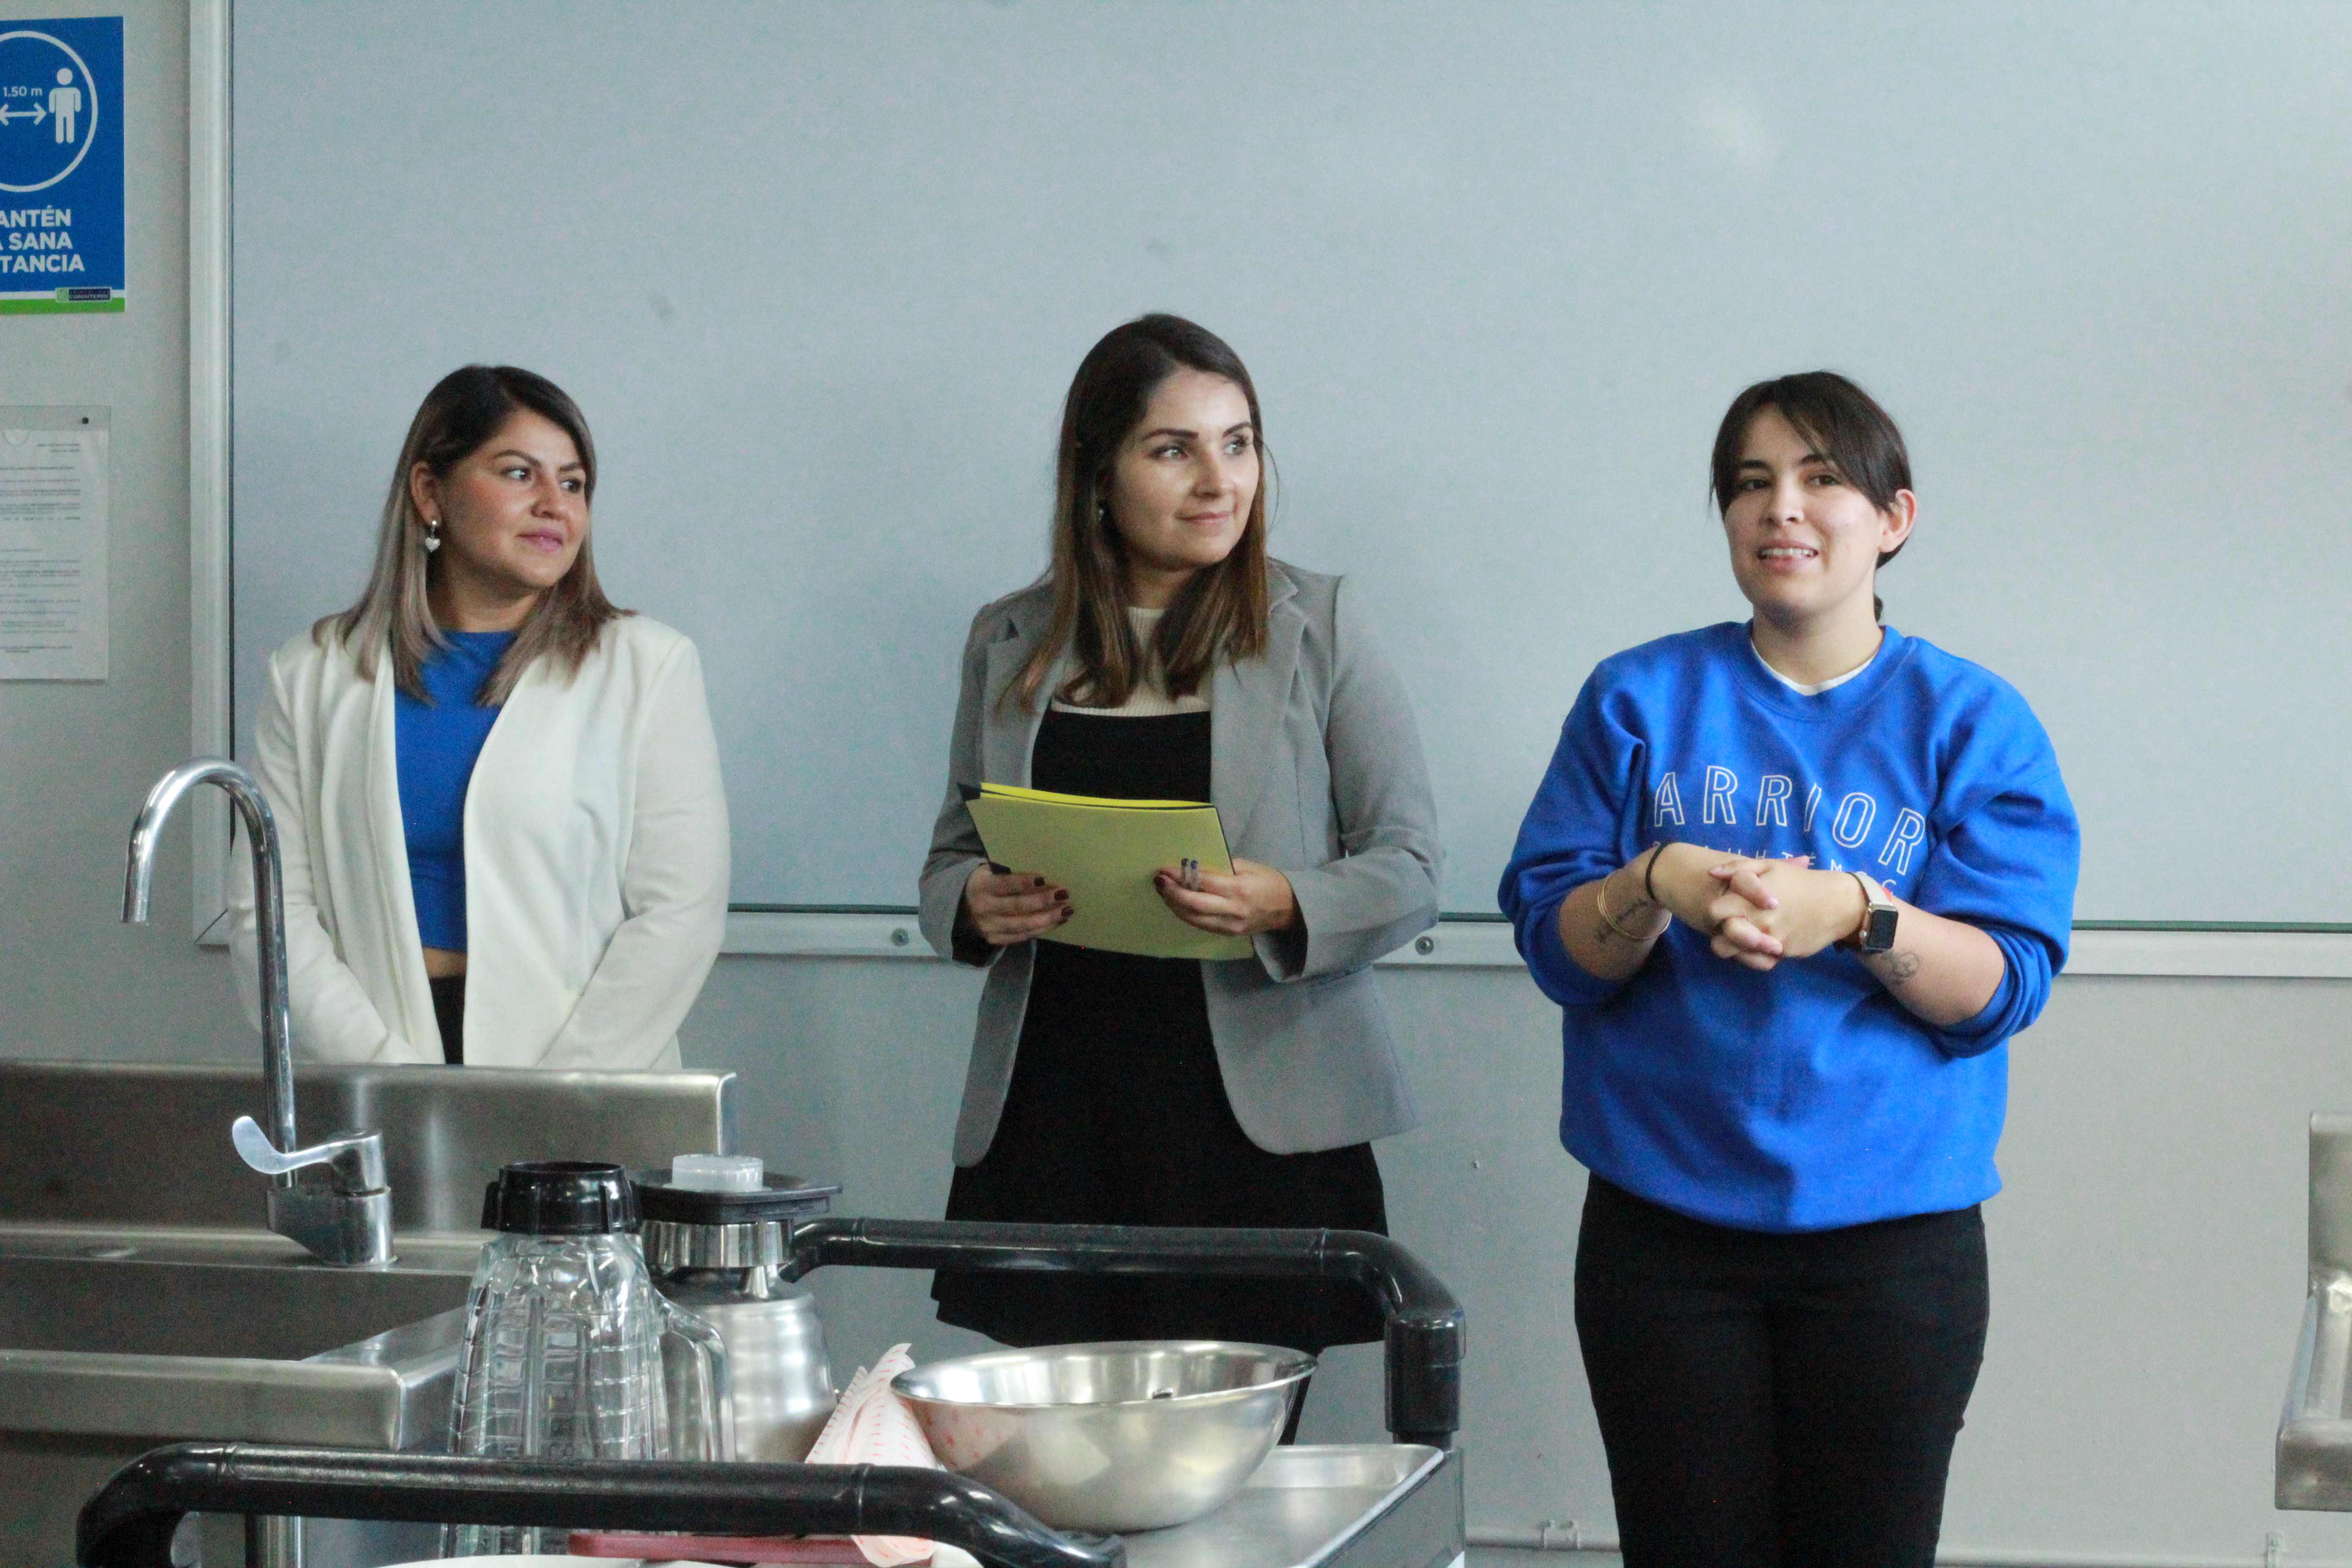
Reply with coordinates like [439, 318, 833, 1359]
[892, 1340, 1316, 1532]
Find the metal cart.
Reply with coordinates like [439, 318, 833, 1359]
[77, 1217, 1467, 1568]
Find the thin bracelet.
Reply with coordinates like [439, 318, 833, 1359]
[1596, 872, 1666, 943]
[1642, 843, 1665, 907]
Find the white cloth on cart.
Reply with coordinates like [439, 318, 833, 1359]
[804, 1342, 974, 1567]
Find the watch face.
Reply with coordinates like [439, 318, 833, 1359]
[1862, 904, 1900, 953]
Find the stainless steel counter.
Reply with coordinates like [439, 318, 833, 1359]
[0, 1059, 741, 1568]
[0, 1227, 474, 1446]
[1125, 1444, 1462, 1568]
[0, 1226, 475, 1567]
[0, 1058, 738, 1233]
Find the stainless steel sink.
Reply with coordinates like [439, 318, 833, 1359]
[0, 1058, 740, 1568]
[0, 1233, 474, 1446]
[0, 1240, 470, 1361]
[0, 1058, 740, 1233]
[0, 1236, 476, 1568]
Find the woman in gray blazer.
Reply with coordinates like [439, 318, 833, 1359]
[919, 314, 1441, 1382]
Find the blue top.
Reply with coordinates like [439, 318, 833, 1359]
[1498, 622, 2080, 1233]
[394, 632, 514, 952]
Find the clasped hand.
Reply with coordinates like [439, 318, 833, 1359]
[960, 858, 1298, 947]
[1691, 855, 1865, 971]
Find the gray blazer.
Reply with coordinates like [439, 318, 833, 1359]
[920, 561, 1442, 1166]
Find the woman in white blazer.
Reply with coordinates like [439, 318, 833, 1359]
[231, 366, 729, 1069]
[920, 316, 1441, 1387]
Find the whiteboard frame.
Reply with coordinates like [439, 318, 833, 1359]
[189, 0, 233, 942]
[187, 0, 2345, 980]
[718, 911, 2352, 978]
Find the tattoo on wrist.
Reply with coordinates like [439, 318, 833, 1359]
[1593, 872, 1666, 946]
[1877, 950, 1922, 987]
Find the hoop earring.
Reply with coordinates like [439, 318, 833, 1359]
[421, 518, 442, 554]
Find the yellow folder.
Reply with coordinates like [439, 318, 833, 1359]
[962, 783, 1253, 960]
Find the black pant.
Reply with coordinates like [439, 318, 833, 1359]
[1574, 1176, 1989, 1568]
[429, 974, 465, 1065]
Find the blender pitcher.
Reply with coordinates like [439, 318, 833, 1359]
[444, 1161, 733, 1557]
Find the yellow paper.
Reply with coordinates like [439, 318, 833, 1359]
[964, 784, 1253, 960]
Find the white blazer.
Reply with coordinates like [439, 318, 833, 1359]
[230, 614, 730, 1069]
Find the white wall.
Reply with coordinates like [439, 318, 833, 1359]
[4, 4, 2351, 1564]
[0, 0, 248, 1067]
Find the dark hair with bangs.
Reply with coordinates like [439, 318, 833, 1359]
[1009, 314, 1273, 713]
[324, 364, 627, 706]
[1710, 371, 1912, 616]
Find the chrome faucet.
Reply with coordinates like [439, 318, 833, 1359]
[123, 759, 395, 1267]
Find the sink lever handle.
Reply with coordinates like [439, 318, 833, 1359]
[231, 1115, 388, 1193]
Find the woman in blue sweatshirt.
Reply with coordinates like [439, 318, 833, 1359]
[1499, 372, 2079, 1568]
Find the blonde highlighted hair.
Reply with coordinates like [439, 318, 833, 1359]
[323, 364, 626, 706]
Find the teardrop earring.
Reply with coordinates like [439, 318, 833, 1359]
[421, 518, 442, 554]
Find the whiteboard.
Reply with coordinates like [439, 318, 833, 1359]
[230, 0, 2352, 921]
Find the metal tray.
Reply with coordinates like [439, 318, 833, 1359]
[78, 1441, 1467, 1568]
[1124, 1444, 1461, 1568]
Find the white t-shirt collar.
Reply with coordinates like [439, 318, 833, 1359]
[1749, 631, 1875, 696]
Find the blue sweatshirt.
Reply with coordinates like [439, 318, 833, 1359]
[1498, 622, 2079, 1232]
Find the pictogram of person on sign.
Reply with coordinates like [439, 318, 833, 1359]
[48, 68, 78, 143]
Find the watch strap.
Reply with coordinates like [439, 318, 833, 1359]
[1848, 872, 1899, 954]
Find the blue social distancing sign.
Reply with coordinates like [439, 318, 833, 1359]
[0, 17, 123, 314]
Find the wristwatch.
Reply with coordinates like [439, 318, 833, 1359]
[1848, 872, 1899, 955]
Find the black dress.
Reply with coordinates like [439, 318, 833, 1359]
[932, 707, 1389, 1355]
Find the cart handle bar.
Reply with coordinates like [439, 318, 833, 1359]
[77, 1444, 1124, 1568]
[783, 1218, 1464, 1447]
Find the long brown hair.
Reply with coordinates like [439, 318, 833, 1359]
[323, 364, 627, 705]
[1009, 314, 1273, 712]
